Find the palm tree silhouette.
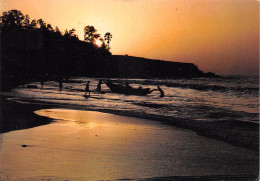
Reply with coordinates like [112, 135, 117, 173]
[84, 25, 100, 44]
[55, 26, 62, 36]
[64, 28, 77, 39]
[104, 32, 112, 50]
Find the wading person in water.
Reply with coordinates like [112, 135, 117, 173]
[125, 82, 132, 89]
[157, 86, 165, 97]
[96, 80, 103, 92]
[85, 81, 90, 96]
[59, 79, 63, 91]
[40, 80, 44, 88]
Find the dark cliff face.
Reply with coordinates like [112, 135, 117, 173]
[98, 55, 215, 79]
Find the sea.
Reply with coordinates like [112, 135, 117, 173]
[4, 76, 259, 124]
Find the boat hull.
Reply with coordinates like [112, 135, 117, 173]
[106, 81, 152, 96]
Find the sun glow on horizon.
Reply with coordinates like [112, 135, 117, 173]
[1, 0, 259, 76]
[95, 39, 103, 47]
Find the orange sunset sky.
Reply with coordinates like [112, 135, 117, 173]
[1, 0, 259, 76]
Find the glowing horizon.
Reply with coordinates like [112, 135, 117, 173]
[1, 0, 259, 76]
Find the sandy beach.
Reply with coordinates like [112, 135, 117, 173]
[0, 96, 258, 180]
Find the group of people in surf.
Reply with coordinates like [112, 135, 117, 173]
[85, 80, 165, 97]
[41, 79, 165, 97]
[84, 80, 103, 96]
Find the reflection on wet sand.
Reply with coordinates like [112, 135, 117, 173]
[0, 109, 258, 180]
[0, 134, 3, 151]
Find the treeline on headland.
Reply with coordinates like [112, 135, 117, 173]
[0, 10, 218, 91]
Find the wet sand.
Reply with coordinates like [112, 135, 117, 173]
[0, 108, 258, 180]
[1, 94, 258, 152]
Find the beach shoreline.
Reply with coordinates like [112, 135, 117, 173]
[0, 94, 259, 180]
[0, 94, 258, 152]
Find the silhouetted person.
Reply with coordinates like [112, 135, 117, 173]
[85, 81, 90, 96]
[125, 82, 132, 89]
[96, 80, 103, 92]
[59, 79, 63, 91]
[157, 86, 165, 97]
[40, 80, 44, 88]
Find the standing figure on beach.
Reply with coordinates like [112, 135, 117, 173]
[40, 80, 44, 88]
[59, 79, 63, 91]
[85, 81, 90, 96]
[96, 80, 103, 92]
[157, 86, 165, 97]
[125, 82, 132, 89]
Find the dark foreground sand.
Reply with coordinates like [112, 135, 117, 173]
[0, 96, 53, 133]
[0, 95, 259, 180]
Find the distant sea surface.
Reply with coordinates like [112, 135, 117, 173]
[5, 76, 259, 124]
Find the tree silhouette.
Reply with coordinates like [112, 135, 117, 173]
[23, 14, 30, 28]
[46, 24, 53, 32]
[64, 28, 78, 39]
[29, 19, 37, 30]
[0, 10, 26, 29]
[55, 26, 62, 36]
[99, 37, 107, 49]
[84, 25, 100, 44]
[37, 19, 46, 29]
[104, 32, 112, 50]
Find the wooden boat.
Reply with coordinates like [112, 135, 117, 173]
[106, 81, 153, 96]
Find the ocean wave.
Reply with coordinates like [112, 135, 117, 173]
[165, 82, 259, 93]
[101, 78, 259, 94]
[133, 102, 168, 108]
